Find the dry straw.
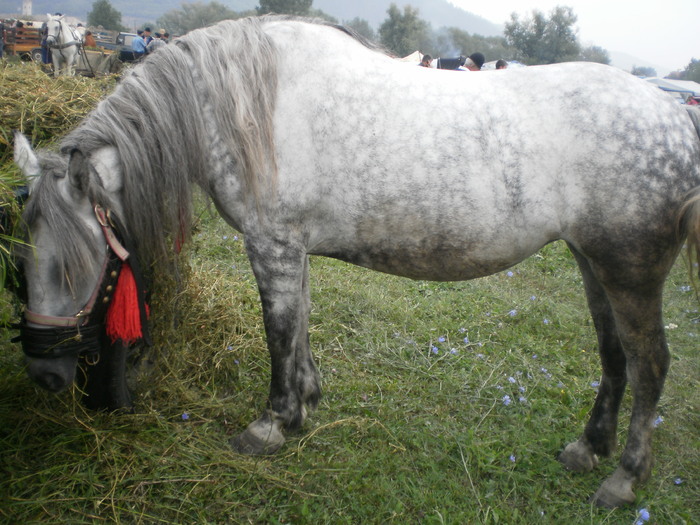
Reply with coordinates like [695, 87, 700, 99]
[0, 61, 117, 164]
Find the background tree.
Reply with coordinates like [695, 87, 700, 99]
[378, 3, 431, 57]
[579, 45, 610, 65]
[158, 1, 243, 36]
[87, 0, 126, 31]
[308, 9, 338, 23]
[444, 27, 516, 63]
[504, 6, 580, 65]
[257, 0, 313, 16]
[344, 17, 376, 42]
[682, 58, 700, 82]
[631, 65, 657, 77]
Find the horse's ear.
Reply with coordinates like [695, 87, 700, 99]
[13, 132, 41, 191]
[68, 149, 90, 194]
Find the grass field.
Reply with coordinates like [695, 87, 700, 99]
[0, 203, 698, 524]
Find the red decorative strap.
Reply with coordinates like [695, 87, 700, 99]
[105, 262, 150, 344]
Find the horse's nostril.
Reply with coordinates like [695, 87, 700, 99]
[36, 372, 68, 393]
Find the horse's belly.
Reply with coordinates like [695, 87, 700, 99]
[310, 231, 550, 281]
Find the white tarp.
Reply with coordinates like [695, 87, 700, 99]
[645, 77, 700, 99]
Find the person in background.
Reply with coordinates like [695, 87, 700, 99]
[142, 27, 153, 46]
[40, 20, 51, 66]
[419, 54, 432, 67]
[147, 32, 167, 53]
[131, 29, 147, 60]
[464, 52, 484, 71]
[84, 30, 96, 48]
[496, 59, 508, 70]
[0, 19, 5, 60]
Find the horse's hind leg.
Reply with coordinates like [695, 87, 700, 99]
[231, 239, 321, 455]
[589, 284, 670, 507]
[559, 245, 627, 471]
[560, 245, 672, 507]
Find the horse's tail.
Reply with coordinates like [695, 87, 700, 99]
[678, 106, 700, 278]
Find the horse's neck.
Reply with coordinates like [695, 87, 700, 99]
[57, 21, 76, 43]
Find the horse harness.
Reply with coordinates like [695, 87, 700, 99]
[17, 205, 151, 363]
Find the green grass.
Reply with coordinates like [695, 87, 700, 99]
[0, 207, 698, 524]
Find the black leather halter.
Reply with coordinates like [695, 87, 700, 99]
[17, 205, 151, 362]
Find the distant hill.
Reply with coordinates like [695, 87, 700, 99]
[0, 0, 501, 36]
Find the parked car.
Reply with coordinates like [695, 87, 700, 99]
[95, 31, 141, 62]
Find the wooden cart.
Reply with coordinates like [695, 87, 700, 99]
[4, 26, 43, 62]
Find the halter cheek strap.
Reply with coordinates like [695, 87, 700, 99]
[23, 205, 129, 328]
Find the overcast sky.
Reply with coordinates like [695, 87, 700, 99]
[448, 0, 699, 74]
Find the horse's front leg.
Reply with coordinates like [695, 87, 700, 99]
[231, 238, 321, 455]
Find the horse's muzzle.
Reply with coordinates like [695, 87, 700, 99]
[25, 355, 78, 392]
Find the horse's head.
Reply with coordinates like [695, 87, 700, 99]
[44, 14, 64, 48]
[13, 133, 132, 394]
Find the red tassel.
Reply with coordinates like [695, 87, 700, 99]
[106, 262, 149, 345]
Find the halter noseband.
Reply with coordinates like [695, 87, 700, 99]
[18, 205, 147, 362]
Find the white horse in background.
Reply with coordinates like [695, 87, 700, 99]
[45, 14, 81, 77]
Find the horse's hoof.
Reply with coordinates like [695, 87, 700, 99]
[589, 485, 635, 508]
[558, 440, 599, 472]
[589, 468, 636, 508]
[230, 419, 285, 455]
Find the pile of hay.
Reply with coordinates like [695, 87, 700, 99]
[0, 61, 117, 165]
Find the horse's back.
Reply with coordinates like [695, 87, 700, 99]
[236, 21, 700, 279]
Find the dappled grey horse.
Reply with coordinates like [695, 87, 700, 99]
[13, 16, 700, 508]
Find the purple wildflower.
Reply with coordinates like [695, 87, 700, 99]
[507, 271, 514, 277]
[181, 412, 189, 421]
[654, 415, 663, 427]
[509, 454, 516, 462]
[543, 318, 550, 325]
[674, 477, 683, 485]
[502, 395, 512, 406]
[463, 336, 470, 344]
[591, 380, 600, 388]
[438, 336, 446, 343]
[508, 376, 516, 384]
[431, 346, 439, 355]
[508, 309, 517, 317]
